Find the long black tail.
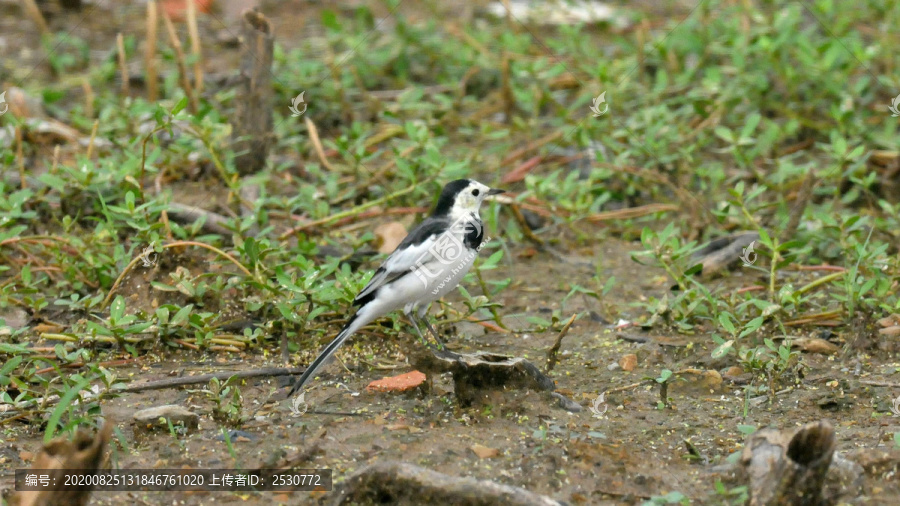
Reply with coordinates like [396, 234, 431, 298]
[288, 313, 362, 397]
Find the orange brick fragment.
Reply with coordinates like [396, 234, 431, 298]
[366, 371, 427, 393]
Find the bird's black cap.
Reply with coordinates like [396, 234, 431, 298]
[432, 179, 473, 216]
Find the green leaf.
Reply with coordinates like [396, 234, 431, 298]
[0, 355, 23, 376]
[714, 126, 735, 143]
[156, 307, 170, 325]
[44, 376, 92, 443]
[684, 263, 703, 276]
[602, 276, 616, 296]
[321, 9, 342, 31]
[243, 237, 259, 266]
[150, 282, 178, 292]
[277, 303, 300, 322]
[125, 322, 154, 334]
[739, 316, 765, 338]
[718, 313, 736, 334]
[657, 369, 673, 383]
[171, 304, 194, 326]
[171, 96, 188, 116]
[711, 339, 734, 359]
[737, 424, 757, 435]
[0, 343, 33, 354]
[110, 296, 126, 322]
[482, 249, 504, 268]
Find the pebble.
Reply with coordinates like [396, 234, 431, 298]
[133, 405, 199, 431]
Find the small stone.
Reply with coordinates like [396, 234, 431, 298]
[619, 354, 637, 372]
[470, 444, 499, 459]
[0, 307, 29, 330]
[367, 371, 427, 393]
[133, 405, 199, 432]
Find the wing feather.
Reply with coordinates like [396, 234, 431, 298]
[352, 217, 448, 306]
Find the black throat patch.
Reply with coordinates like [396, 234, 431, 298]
[462, 213, 484, 250]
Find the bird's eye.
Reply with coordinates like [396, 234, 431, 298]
[472, 189, 480, 196]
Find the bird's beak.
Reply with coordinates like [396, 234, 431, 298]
[487, 188, 505, 196]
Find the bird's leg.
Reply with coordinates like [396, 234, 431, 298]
[417, 305, 445, 350]
[405, 311, 433, 349]
[422, 318, 445, 350]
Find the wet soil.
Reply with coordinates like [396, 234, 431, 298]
[3, 237, 900, 504]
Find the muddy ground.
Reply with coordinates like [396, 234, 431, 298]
[3, 237, 900, 504]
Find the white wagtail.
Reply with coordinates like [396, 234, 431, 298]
[288, 179, 504, 396]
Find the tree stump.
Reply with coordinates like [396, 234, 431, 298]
[7, 423, 111, 506]
[739, 420, 862, 505]
[412, 348, 564, 407]
[232, 8, 274, 175]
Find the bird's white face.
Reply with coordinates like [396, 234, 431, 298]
[449, 180, 495, 218]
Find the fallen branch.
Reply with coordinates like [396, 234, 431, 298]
[165, 202, 234, 235]
[120, 367, 305, 393]
[583, 203, 679, 223]
[691, 231, 759, 275]
[305, 116, 336, 173]
[161, 11, 198, 114]
[278, 183, 425, 239]
[508, 203, 545, 246]
[545, 314, 576, 372]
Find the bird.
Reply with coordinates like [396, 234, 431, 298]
[288, 179, 504, 396]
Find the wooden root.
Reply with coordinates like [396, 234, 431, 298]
[331, 461, 564, 506]
[412, 349, 568, 408]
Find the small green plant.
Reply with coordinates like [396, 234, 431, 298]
[714, 481, 749, 504]
[641, 491, 689, 506]
[646, 369, 673, 409]
[192, 377, 244, 427]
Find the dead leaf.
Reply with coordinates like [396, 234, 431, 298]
[386, 424, 423, 433]
[879, 326, 900, 337]
[877, 314, 900, 327]
[373, 222, 407, 254]
[501, 155, 542, 184]
[470, 443, 499, 459]
[792, 337, 839, 355]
